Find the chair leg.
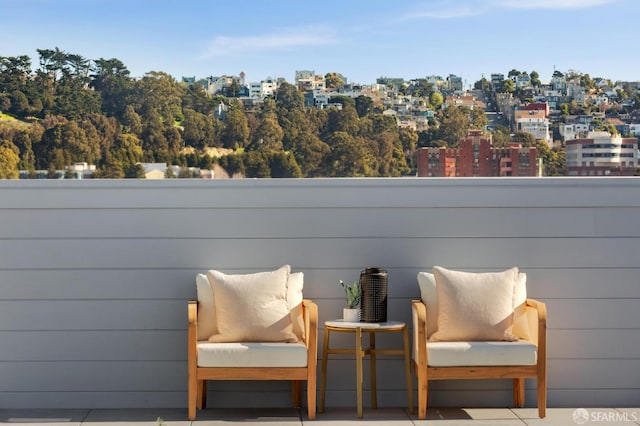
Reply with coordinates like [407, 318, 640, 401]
[513, 378, 525, 407]
[307, 375, 317, 420]
[292, 380, 302, 407]
[416, 364, 428, 420]
[197, 380, 206, 409]
[188, 374, 197, 420]
[537, 373, 547, 418]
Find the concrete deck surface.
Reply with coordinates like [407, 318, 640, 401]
[1, 407, 639, 425]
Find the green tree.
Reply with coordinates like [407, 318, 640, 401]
[124, 163, 146, 178]
[0, 140, 20, 179]
[530, 71, 541, 87]
[437, 106, 470, 147]
[430, 92, 444, 109]
[182, 108, 215, 149]
[218, 153, 245, 177]
[501, 79, 515, 93]
[536, 139, 565, 176]
[244, 151, 271, 177]
[111, 133, 143, 167]
[325, 103, 360, 136]
[133, 71, 185, 122]
[293, 131, 330, 177]
[91, 58, 133, 119]
[248, 116, 284, 152]
[354, 95, 374, 118]
[470, 108, 488, 129]
[407, 79, 434, 99]
[325, 72, 345, 89]
[321, 131, 370, 177]
[141, 109, 170, 162]
[275, 82, 304, 111]
[512, 131, 536, 147]
[268, 151, 302, 177]
[473, 77, 490, 91]
[221, 102, 249, 149]
[122, 105, 143, 135]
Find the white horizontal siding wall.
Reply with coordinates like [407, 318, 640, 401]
[0, 178, 638, 409]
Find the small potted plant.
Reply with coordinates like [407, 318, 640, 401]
[340, 280, 361, 322]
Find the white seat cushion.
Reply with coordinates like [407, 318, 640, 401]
[197, 341, 308, 368]
[425, 340, 537, 367]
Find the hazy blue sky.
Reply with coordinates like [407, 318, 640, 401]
[2, 0, 638, 86]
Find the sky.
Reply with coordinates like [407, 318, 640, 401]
[2, 0, 639, 87]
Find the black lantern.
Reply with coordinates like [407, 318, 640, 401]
[359, 267, 388, 322]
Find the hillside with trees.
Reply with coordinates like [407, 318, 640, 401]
[0, 48, 425, 178]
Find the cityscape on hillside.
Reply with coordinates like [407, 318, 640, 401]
[184, 69, 640, 178]
[1, 54, 639, 179]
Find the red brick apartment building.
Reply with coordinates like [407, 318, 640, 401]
[417, 130, 539, 177]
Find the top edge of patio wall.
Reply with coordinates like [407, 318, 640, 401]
[1, 177, 640, 209]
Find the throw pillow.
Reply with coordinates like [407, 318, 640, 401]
[207, 265, 298, 343]
[430, 266, 519, 342]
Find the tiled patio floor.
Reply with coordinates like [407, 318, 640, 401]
[1, 407, 639, 425]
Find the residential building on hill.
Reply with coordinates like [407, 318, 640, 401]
[565, 131, 638, 176]
[417, 130, 539, 177]
[514, 109, 552, 145]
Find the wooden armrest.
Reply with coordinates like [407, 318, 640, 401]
[525, 298, 547, 356]
[302, 299, 318, 370]
[187, 301, 198, 372]
[188, 300, 198, 325]
[302, 299, 318, 346]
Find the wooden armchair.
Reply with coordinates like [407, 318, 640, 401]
[412, 268, 547, 420]
[187, 267, 318, 420]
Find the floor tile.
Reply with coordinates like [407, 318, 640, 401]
[514, 407, 637, 426]
[312, 407, 412, 425]
[410, 407, 525, 425]
[614, 408, 640, 425]
[0, 409, 89, 425]
[82, 408, 190, 425]
[191, 407, 302, 424]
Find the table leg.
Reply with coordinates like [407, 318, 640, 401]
[369, 331, 377, 409]
[356, 326, 363, 418]
[403, 326, 414, 414]
[319, 326, 330, 413]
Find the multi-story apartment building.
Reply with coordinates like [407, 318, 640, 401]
[248, 78, 279, 98]
[560, 123, 590, 142]
[295, 70, 326, 92]
[490, 73, 504, 90]
[514, 109, 552, 145]
[566, 131, 638, 176]
[417, 130, 539, 177]
[447, 74, 463, 92]
[514, 74, 531, 89]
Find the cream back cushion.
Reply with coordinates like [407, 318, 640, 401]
[287, 272, 305, 341]
[196, 273, 217, 341]
[417, 272, 438, 339]
[512, 272, 530, 340]
[207, 265, 298, 343]
[429, 266, 519, 342]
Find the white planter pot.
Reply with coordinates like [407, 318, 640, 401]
[343, 308, 360, 322]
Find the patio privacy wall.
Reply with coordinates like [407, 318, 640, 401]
[0, 178, 638, 410]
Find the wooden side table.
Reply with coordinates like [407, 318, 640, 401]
[318, 319, 413, 417]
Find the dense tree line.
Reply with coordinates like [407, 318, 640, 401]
[1, 48, 571, 179]
[0, 49, 418, 178]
